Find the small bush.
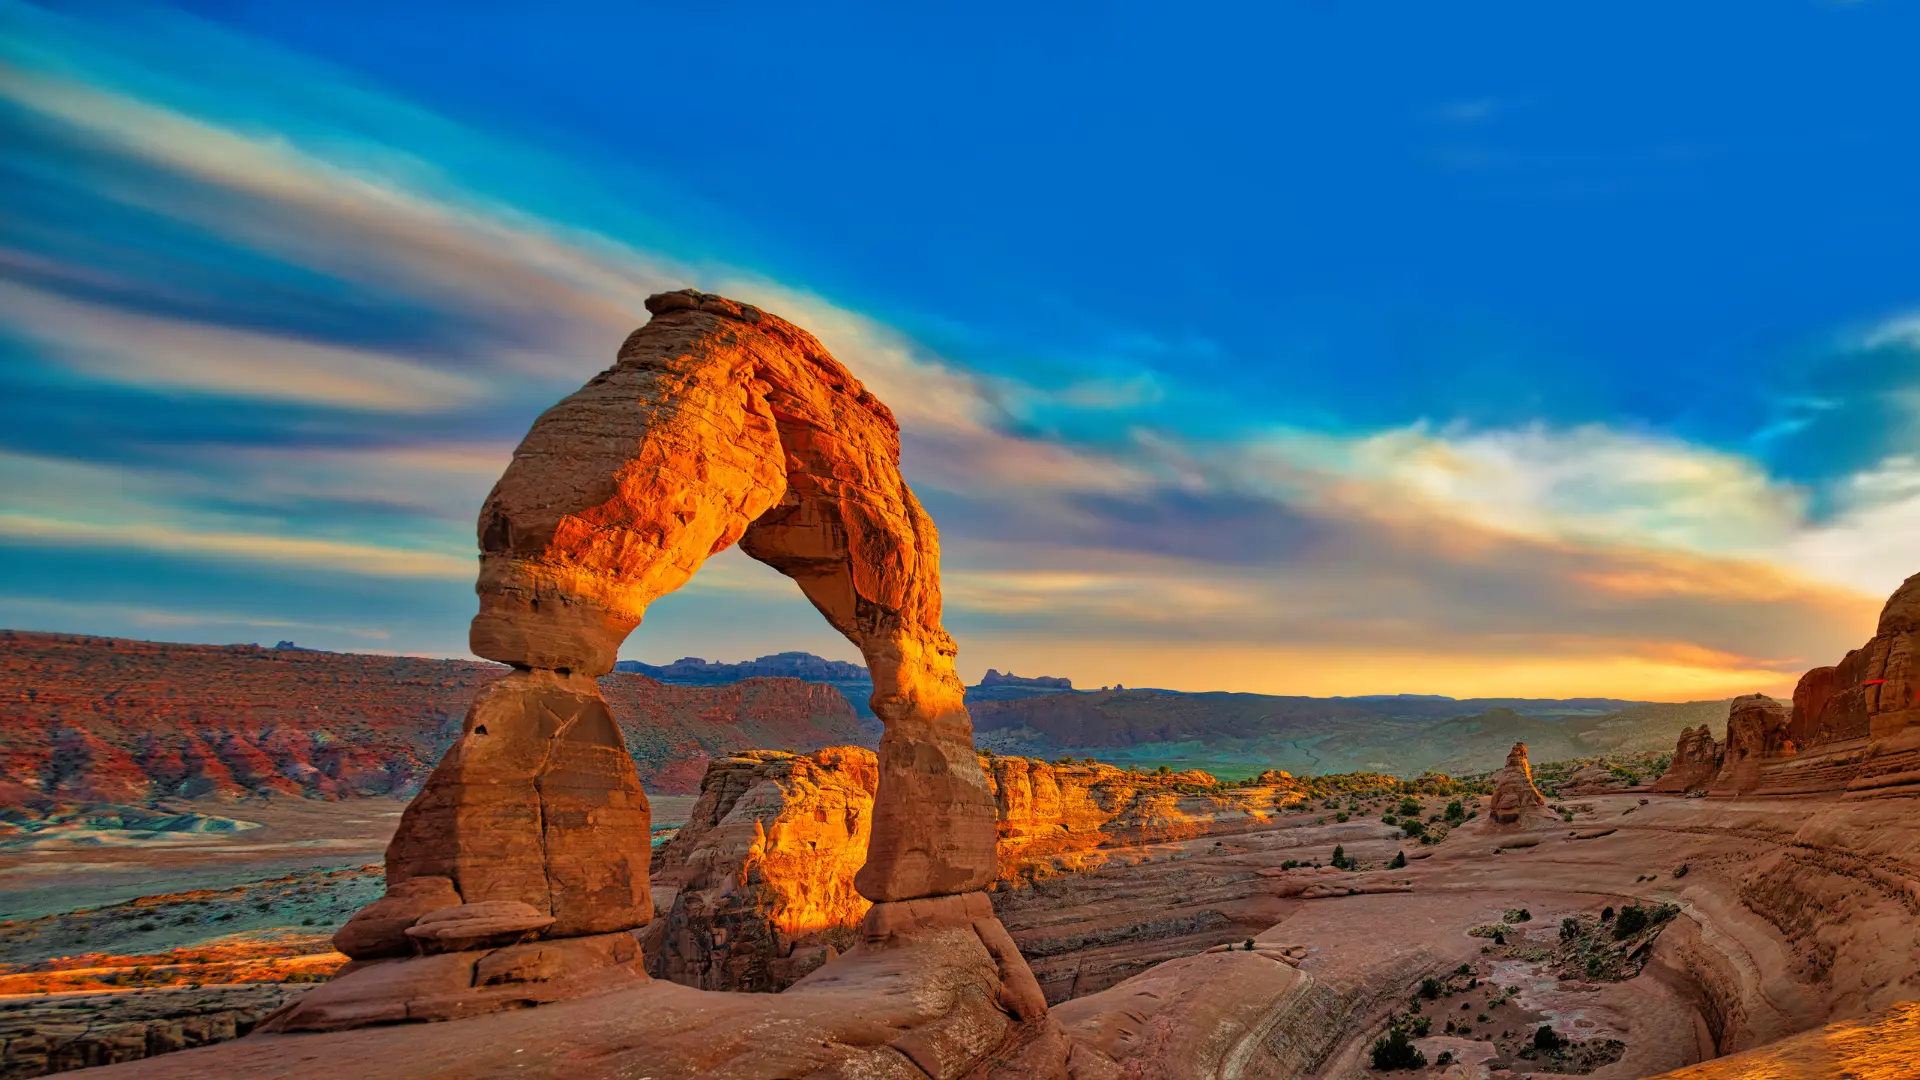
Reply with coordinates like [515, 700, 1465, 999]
[1435, 1051, 1455, 1066]
[1382, 814, 1398, 825]
[1614, 905, 1650, 938]
[1336, 811, 1350, 822]
[1389, 850, 1407, 869]
[1399, 798, 1421, 816]
[1243, 938, 1256, 951]
[1409, 1015, 1431, 1036]
[1369, 1027, 1427, 1071]
[1502, 908, 1532, 923]
[1534, 1025, 1564, 1051]
[1332, 844, 1347, 868]
[1402, 819, 1427, 838]
[1444, 800, 1465, 821]
[1601, 905, 1615, 922]
[1419, 977, 1443, 999]
[1560, 916, 1581, 942]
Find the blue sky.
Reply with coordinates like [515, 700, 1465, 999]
[2, 0, 1915, 697]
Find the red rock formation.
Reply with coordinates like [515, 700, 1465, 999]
[648, 748, 879, 990]
[1560, 763, 1627, 795]
[1484, 742, 1547, 825]
[646, 749, 1318, 993]
[281, 290, 1033, 1046]
[1652, 725, 1723, 793]
[0, 631, 860, 806]
[1709, 694, 1794, 795]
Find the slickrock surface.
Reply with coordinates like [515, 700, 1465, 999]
[84, 786, 1920, 1079]
[0, 631, 860, 802]
[1646, 999, 1920, 1079]
[1652, 725, 1722, 793]
[1485, 742, 1548, 825]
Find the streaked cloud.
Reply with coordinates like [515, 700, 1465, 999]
[0, 1, 1910, 702]
[0, 279, 487, 412]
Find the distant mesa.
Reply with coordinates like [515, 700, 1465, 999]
[979, 669, 1072, 690]
[615, 651, 870, 683]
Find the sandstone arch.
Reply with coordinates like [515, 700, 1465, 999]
[308, 291, 1002, 1022]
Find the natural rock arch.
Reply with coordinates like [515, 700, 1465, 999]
[320, 290, 1000, 996]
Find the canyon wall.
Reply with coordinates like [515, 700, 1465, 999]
[0, 630, 861, 806]
[647, 747, 1316, 992]
[1652, 572, 1920, 798]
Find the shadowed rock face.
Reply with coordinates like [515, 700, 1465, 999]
[1652, 572, 1920, 801]
[1653, 725, 1723, 793]
[1486, 742, 1546, 825]
[291, 291, 1008, 1035]
[1709, 695, 1794, 796]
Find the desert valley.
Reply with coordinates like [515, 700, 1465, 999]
[0, 291, 1914, 1080]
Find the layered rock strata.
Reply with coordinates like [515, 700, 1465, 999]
[1650, 572, 1920, 799]
[271, 291, 1033, 1059]
[1484, 742, 1548, 825]
[647, 749, 1316, 992]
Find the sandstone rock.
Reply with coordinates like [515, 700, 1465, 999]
[332, 876, 461, 961]
[403, 901, 555, 954]
[381, 668, 652, 940]
[1709, 695, 1794, 795]
[646, 750, 1317, 993]
[647, 748, 878, 991]
[1485, 742, 1547, 825]
[257, 931, 644, 1034]
[1653, 725, 1723, 793]
[462, 288, 995, 902]
[315, 290, 1007, 1034]
[1560, 763, 1626, 795]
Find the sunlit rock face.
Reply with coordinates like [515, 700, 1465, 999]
[276, 290, 1009, 1035]
[1485, 742, 1547, 826]
[648, 748, 880, 990]
[648, 751, 1319, 992]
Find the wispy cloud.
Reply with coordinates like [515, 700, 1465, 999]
[0, 279, 487, 412]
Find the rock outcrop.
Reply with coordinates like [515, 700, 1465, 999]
[1646, 572, 1920, 800]
[1707, 694, 1794, 795]
[648, 748, 879, 991]
[0, 631, 861, 804]
[1653, 725, 1723, 793]
[265, 290, 1038, 1063]
[1560, 763, 1627, 795]
[645, 749, 1318, 993]
[1484, 742, 1547, 825]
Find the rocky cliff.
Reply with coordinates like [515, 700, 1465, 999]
[1649, 571, 1920, 799]
[0, 630, 862, 806]
[646, 748, 1316, 992]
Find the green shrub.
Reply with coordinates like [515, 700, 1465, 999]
[1369, 1027, 1427, 1071]
[1389, 850, 1407, 869]
[1560, 917, 1581, 941]
[1419, 977, 1443, 999]
[1444, 800, 1465, 821]
[1614, 905, 1649, 938]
